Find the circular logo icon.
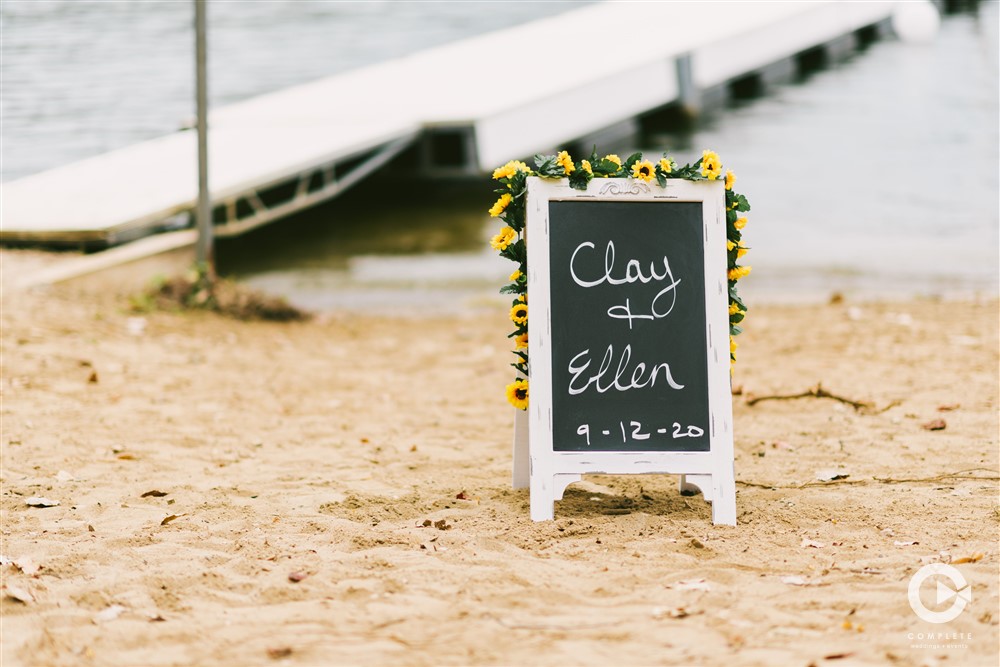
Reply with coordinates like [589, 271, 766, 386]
[908, 563, 971, 624]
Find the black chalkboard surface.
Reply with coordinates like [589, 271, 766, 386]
[548, 200, 709, 452]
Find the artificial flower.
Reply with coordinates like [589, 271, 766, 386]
[490, 226, 517, 251]
[728, 265, 752, 281]
[492, 160, 531, 181]
[658, 157, 674, 174]
[510, 303, 528, 325]
[734, 216, 747, 230]
[725, 169, 736, 191]
[631, 159, 655, 182]
[489, 193, 513, 218]
[505, 379, 529, 410]
[509, 269, 523, 282]
[556, 150, 575, 175]
[514, 332, 528, 349]
[603, 154, 622, 171]
[701, 150, 722, 180]
[580, 159, 592, 174]
[729, 302, 743, 316]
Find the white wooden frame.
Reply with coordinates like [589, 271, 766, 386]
[512, 176, 735, 525]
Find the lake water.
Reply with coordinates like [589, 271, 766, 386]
[3, 1, 997, 308]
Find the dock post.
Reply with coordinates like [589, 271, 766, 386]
[675, 53, 700, 117]
[194, 0, 213, 276]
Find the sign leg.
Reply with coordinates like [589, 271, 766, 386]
[512, 408, 529, 488]
[529, 470, 555, 521]
[710, 465, 737, 526]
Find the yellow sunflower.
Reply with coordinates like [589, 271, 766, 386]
[509, 269, 523, 282]
[728, 302, 743, 316]
[658, 157, 674, 174]
[701, 150, 722, 180]
[490, 226, 517, 251]
[556, 150, 575, 175]
[514, 332, 528, 349]
[489, 193, 513, 217]
[734, 216, 747, 230]
[631, 159, 655, 183]
[505, 379, 529, 410]
[727, 265, 752, 281]
[510, 303, 528, 325]
[603, 154, 622, 171]
[726, 239, 736, 251]
[492, 160, 531, 181]
[580, 159, 593, 174]
[725, 169, 736, 191]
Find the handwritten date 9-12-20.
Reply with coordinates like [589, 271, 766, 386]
[576, 420, 704, 446]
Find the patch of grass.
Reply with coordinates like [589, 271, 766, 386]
[131, 265, 310, 322]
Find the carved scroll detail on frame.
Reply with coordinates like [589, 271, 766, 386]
[598, 181, 651, 196]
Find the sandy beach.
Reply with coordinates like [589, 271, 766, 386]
[2, 250, 998, 667]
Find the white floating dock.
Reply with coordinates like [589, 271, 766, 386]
[1, 0, 895, 247]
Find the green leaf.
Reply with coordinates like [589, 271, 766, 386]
[500, 239, 526, 263]
[593, 158, 622, 175]
[623, 152, 642, 172]
[499, 283, 523, 295]
[730, 324, 743, 336]
[568, 168, 593, 191]
[534, 154, 564, 178]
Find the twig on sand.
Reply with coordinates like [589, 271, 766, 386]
[872, 468, 999, 484]
[486, 613, 619, 631]
[745, 383, 872, 411]
[737, 468, 999, 491]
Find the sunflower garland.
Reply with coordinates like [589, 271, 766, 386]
[490, 148, 751, 410]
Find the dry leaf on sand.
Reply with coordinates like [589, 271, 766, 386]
[5, 585, 34, 604]
[94, 605, 126, 624]
[666, 579, 711, 592]
[951, 552, 984, 564]
[13, 557, 41, 576]
[25, 496, 59, 508]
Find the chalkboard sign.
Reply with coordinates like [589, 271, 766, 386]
[520, 177, 735, 524]
[549, 200, 709, 452]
